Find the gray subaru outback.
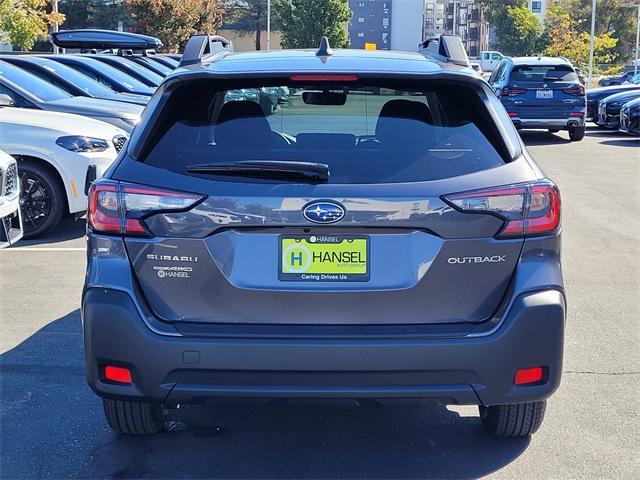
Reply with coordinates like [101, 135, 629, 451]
[82, 36, 565, 437]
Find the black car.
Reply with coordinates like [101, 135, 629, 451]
[0, 55, 148, 105]
[596, 89, 640, 129]
[88, 55, 164, 87]
[46, 55, 155, 96]
[586, 84, 640, 121]
[619, 97, 640, 136]
[598, 70, 635, 87]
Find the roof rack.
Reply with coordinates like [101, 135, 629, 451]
[419, 35, 470, 67]
[179, 34, 233, 67]
[51, 29, 162, 51]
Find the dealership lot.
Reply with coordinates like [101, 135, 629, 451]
[1, 128, 638, 479]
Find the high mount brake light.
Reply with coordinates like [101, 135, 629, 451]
[88, 180, 203, 236]
[443, 181, 560, 238]
[290, 74, 359, 82]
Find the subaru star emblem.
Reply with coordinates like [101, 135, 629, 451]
[302, 201, 345, 224]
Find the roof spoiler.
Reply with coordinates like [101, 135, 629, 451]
[419, 35, 470, 67]
[51, 29, 162, 51]
[179, 34, 233, 67]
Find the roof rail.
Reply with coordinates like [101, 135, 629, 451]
[419, 34, 470, 67]
[51, 29, 162, 51]
[179, 34, 233, 67]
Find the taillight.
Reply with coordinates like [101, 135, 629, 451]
[562, 85, 585, 96]
[443, 180, 560, 238]
[88, 180, 203, 236]
[501, 86, 527, 96]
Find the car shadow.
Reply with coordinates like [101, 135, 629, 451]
[15, 216, 86, 247]
[1, 310, 530, 479]
[519, 130, 571, 146]
[599, 138, 639, 147]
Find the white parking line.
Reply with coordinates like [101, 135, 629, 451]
[2, 247, 86, 252]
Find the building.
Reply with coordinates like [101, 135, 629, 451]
[348, 0, 424, 52]
[390, 0, 424, 52]
[528, 0, 548, 21]
[423, 1, 489, 57]
[348, 0, 393, 50]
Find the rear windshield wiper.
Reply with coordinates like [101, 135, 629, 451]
[187, 160, 330, 182]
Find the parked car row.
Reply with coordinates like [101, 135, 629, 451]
[485, 54, 639, 138]
[0, 29, 301, 243]
[0, 30, 185, 242]
[586, 75, 640, 136]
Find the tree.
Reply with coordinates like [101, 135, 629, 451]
[550, 0, 637, 62]
[225, 0, 269, 50]
[543, 3, 619, 73]
[274, 0, 350, 49]
[125, 0, 225, 52]
[494, 5, 544, 55]
[0, 0, 65, 50]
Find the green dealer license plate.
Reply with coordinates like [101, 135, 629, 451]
[279, 235, 369, 282]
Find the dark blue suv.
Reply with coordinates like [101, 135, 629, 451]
[489, 57, 586, 141]
[82, 36, 565, 437]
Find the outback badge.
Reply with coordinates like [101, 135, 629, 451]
[302, 201, 345, 224]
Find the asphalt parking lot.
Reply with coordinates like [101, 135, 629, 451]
[1, 127, 638, 479]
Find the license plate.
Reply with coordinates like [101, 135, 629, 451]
[536, 89, 553, 99]
[279, 235, 369, 282]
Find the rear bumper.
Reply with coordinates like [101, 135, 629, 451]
[511, 117, 584, 129]
[82, 288, 566, 407]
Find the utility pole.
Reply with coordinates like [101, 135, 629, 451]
[634, 3, 639, 74]
[267, 0, 271, 50]
[622, 2, 639, 75]
[587, 0, 596, 87]
[52, 0, 60, 54]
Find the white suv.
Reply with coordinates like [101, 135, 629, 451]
[0, 150, 22, 247]
[0, 105, 127, 237]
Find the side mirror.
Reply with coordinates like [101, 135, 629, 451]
[0, 94, 15, 107]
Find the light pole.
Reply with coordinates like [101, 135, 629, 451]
[587, 0, 597, 87]
[267, 0, 271, 50]
[52, 0, 60, 54]
[622, 2, 640, 75]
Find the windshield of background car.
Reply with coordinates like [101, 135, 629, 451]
[28, 60, 117, 97]
[137, 79, 508, 184]
[0, 61, 71, 101]
[510, 64, 578, 83]
[62, 57, 150, 91]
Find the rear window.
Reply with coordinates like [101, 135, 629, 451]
[510, 64, 577, 83]
[138, 79, 508, 184]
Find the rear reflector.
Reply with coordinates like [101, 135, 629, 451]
[570, 111, 585, 117]
[443, 180, 561, 238]
[507, 112, 519, 117]
[88, 180, 203, 236]
[515, 367, 544, 385]
[104, 365, 132, 384]
[290, 74, 359, 82]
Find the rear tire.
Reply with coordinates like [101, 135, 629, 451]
[103, 398, 165, 435]
[18, 159, 65, 238]
[479, 400, 546, 437]
[568, 125, 586, 141]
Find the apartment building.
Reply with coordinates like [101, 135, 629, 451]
[348, 0, 424, 52]
[348, 0, 393, 50]
[528, 0, 548, 21]
[423, 0, 489, 57]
